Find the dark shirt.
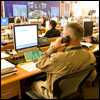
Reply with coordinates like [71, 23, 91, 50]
[41, 23, 45, 27]
[44, 28, 60, 38]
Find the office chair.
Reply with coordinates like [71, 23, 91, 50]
[94, 51, 99, 79]
[25, 64, 95, 99]
[53, 64, 95, 99]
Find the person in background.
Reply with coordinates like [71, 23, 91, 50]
[16, 17, 21, 24]
[83, 35, 99, 44]
[93, 33, 99, 43]
[31, 23, 96, 99]
[40, 16, 46, 27]
[44, 20, 60, 38]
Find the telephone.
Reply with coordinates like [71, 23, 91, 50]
[61, 36, 71, 44]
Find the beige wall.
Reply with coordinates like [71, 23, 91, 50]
[60, 1, 64, 17]
[71, 1, 99, 17]
[60, 1, 72, 17]
[60, 1, 99, 17]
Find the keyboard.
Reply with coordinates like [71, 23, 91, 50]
[19, 62, 40, 72]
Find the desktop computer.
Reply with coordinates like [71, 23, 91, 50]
[6, 24, 49, 64]
[13, 24, 43, 62]
[84, 21, 93, 37]
[9, 17, 15, 23]
[14, 24, 38, 50]
[1, 17, 9, 26]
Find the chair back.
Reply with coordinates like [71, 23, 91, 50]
[53, 64, 95, 99]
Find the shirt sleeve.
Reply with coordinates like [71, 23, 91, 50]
[36, 52, 67, 73]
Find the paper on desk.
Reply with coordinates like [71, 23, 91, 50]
[20, 62, 39, 72]
[1, 52, 10, 58]
[1, 59, 15, 70]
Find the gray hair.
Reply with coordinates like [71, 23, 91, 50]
[66, 23, 84, 40]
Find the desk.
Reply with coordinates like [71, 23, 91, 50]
[1, 38, 99, 99]
[1, 37, 57, 99]
[1, 66, 41, 99]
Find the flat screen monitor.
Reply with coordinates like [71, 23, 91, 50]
[1, 18, 9, 26]
[13, 4, 27, 17]
[9, 17, 15, 23]
[14, 24, 38, 51]
[84, 21, 93, 37]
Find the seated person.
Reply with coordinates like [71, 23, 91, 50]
[40, 16, 46, 27]
[44, 20, 60, 38]
[15, 17, 21, 24]
[92, 33, 99, 43]
[83, 35, 99, 44]
[31, 23, 96, 99]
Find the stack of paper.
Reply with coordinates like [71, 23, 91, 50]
[1, 51, 10, 58]
[1, 59, 17, 78]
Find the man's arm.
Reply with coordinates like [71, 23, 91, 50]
[36, 37, 66, 72]
[36, 51, 67, 73]
[44, 46, 57, 56]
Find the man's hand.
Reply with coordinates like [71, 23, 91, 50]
[45, 37, 66, 56]
[50, 37, 66, 49]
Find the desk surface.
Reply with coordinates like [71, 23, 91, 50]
[1, 66, 41, 86]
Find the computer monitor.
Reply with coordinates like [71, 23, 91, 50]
[14, 24, 38, 51]
[9, 17, 15, 23]
[84, 21, 93, 37]
[14, 24, 43, 62]
[1, 17, 9, 26]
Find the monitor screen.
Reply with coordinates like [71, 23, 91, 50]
[13, 4, 27, 17]
[9, 17, 15, 23]
[84, 21, 93, 37]
[14, 24, 38, 50]
[1, 18, 9, 26]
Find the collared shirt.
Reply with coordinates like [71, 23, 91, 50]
[36, 45, 96, 98]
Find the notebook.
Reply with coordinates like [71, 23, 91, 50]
[1, 59, 15, 74]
